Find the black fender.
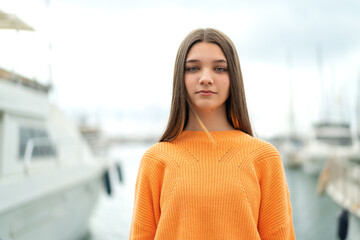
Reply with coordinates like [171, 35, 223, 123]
[337, 208, 349, 240]
[116, 162, 123, 183]
[103, 168, 112, 196]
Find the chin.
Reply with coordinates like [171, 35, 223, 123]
[193, 104, 220, 112]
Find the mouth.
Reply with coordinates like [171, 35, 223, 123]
[196, 90, 216, 96]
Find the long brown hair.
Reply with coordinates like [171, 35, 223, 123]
[159, 28, 253, 142]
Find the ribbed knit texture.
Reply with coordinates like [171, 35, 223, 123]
[129, 130, 295, 240]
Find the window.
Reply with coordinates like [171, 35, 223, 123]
[19, 127, 56, 159]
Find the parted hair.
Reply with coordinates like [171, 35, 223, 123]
[159, 28, 253, 142]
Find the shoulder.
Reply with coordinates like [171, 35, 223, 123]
[234, 136, 286, 183]
[141, 141, 176, 166]
[237, 133, 281, 164]
[138, 141, 181, 177]
[241, 136, 285, 179]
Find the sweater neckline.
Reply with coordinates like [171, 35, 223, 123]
[175, 130, 246, 143]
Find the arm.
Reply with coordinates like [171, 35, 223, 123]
[254, 155, 296, 240]
[129, 156, 165, 240]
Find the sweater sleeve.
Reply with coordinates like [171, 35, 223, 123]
[129, 155, 165, 240]
[254, 155, 296, 240]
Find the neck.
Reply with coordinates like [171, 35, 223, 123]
[185, 105, 235, 131]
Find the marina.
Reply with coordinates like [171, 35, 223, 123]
[1, 1, 360, 239]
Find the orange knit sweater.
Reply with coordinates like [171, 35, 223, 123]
[130, 130, 295, 239]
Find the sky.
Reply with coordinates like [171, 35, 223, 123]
[1, 0, 360, 138]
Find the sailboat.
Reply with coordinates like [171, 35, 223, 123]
[324, 72, 360, 240]
[298, 46, 354, 175]
[300, 122, 354, 175]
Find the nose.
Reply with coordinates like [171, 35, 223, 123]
[199, 69, 214, 86]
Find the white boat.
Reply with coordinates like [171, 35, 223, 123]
[298, 122, 355, 175]
[0, 69, 108, 240]
[324, 153, 360, 240]
[323, 73, 360, 240]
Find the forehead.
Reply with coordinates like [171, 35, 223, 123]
[186, 42, 226, 61]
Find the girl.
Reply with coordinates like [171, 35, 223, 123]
[129, 28, 295, 239]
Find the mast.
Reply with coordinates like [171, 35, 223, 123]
[316, 45, 328, 123]
[357, 69, 360, 140]
[286, 49, 295, 140]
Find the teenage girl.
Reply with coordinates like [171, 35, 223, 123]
[129, 28, 296, 240]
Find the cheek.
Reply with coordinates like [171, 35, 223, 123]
[184, 75, 193, 94]
[222, 77, 231, 97]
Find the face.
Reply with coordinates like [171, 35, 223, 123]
[185, 42, 230, 113]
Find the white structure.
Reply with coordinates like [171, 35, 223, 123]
[0, 75, 107, 240]
[325, 153, 360, 240]
[299, 122, 355, 175]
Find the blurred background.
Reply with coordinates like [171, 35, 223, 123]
[0, 0, 359, 239]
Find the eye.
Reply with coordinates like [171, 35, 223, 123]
[186, 66, 198, 72]
[215, 67, 228, 72]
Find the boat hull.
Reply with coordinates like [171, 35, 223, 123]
[0, 176, 103, 240]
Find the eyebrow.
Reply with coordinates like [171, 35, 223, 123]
[186, 59, 227, 63]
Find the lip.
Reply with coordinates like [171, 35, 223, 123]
[197, 90, 216, 96]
